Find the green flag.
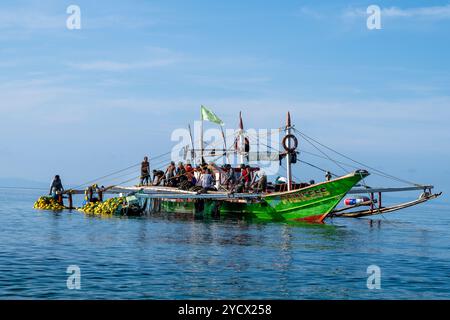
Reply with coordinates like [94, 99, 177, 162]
[201, 105, 224, 126]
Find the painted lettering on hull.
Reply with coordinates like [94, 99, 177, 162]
[281, 187, 330, 202]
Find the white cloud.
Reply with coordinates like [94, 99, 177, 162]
[294, 7, 325, 20]
[0, 9, 63, 30]
[68, 58, 177, 71]
[344, 4, 450, 20]
[383, 4, 450, 19]
[0, 7, 157, 33]
[67, 46, 181, 71]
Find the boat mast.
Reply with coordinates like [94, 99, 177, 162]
[238, 112, 245, 165]
[286, 112, 293, 191]
[188, 124, 196, 166]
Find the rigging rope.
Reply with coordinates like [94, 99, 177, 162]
[293, 128, 423, 187]
[298, 160, 339, 177]
[295, 131, 349, 174]
[71, 150, 174, 190]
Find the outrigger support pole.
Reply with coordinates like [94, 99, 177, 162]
[286, 112, 293, 191]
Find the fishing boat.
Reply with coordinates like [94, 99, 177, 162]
[95, 108, 441, 223]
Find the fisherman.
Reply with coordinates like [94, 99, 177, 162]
[187, 168, 197, 187]
[175, 162, 187, 186]
[325, 171, 332, 181]
[274, 176, 288, 192]
[185, 161, 193, 173]
[91, 184, 101, 202]
[240, 165, 250, 191]
[252, 170, 267, 193]
[49, 175, 64, 203]
[84, 184, 101, 205]
[179, 164, 196, 190]
[165, 161, 176, 187]
[200, 168, 216, 193]
[140, 156, 151, 186]
[49, 175, 64, 196]
[152, 170, 166, 186]
[194, 166, 203, 187]
[223, 164, 236, 190]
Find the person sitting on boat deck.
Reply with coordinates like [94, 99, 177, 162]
[187, 168, 197, 186]
[199, 168, 216, 193]
[275, 176, 288, 192]
[185, 161, 193, 173]
[152, 170, 166, 186]
[165, 161, 176, 186]
[234, 178, 246, 193]
[84, 184, 101, 204]
[140, 156, 151, 186]
[325, 171, 332, 181]
[223, 164, 236, 190]
[251, 170, 267, 193]
[49, 175, 64, 203]
[179, 167, 196, 191]
[193, 166, 203, 187]
[175, 162, 187, 186]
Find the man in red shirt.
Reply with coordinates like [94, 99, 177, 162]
[241, 165, 250, 191]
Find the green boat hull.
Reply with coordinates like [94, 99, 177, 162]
[151, 171, 369, 223]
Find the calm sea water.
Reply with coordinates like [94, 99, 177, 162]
[0, 188, 449, 300]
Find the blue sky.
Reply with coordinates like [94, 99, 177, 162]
[0, 0, 449, 192]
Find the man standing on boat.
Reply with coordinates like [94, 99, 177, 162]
[49, 175, 64, 203]
[140, 156, 151, 186]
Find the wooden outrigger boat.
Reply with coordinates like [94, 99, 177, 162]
[86, 109, 440, 223]
[110, 170, 369, 222]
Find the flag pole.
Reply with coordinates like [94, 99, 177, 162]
[220, 126, 228, 164]
[200, 118, 204, 165]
